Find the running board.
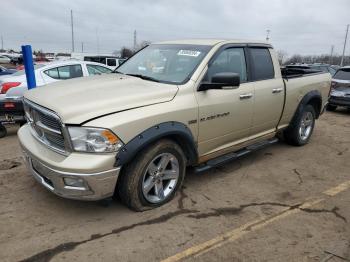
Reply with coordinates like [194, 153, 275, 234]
[194, 138, 279, 173]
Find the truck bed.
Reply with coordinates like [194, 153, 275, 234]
[278, 71, 331, 128]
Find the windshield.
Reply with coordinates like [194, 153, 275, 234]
[333, 69, 350, 80]
[116, 44, 212, 84]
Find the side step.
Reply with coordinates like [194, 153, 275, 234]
[194, 138, 278, 173]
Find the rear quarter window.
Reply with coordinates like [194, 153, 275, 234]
[44, 65, 83, 80]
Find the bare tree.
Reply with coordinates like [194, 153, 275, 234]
[277, 50, 288, 65]
[121, 47, 134, 58]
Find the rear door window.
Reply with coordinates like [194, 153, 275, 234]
[249, 48, 275, 81]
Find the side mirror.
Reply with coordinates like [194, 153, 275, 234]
[198, 72, 240, 91]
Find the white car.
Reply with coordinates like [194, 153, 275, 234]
[0, 60, 113, 98]
[0, 55, 11, 64]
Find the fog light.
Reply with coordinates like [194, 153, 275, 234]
[63, 177, 85, 187]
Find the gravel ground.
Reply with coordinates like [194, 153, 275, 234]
[0, 110, 349, 262]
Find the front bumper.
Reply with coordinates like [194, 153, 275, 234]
[19, 124, 121, 201]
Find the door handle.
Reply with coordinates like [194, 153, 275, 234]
[272, 88, 283, 93]
[239, 93, 253, 100]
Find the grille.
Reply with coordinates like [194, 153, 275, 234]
[24, 99, 67, 153]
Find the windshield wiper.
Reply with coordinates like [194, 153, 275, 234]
[126, 73, 159, 82]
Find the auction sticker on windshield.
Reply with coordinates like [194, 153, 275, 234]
[177, 50, 201, 57]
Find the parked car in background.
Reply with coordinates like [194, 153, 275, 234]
[327, 66, 350, 111]
[0, 65, 16, 76]
[0, 60, 113, 137]
[84, 56, 126, 69]
[0, 55, 11, 64]
[71, 53, 126, 69]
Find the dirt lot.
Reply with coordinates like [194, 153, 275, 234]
[0, 110, 349, 262]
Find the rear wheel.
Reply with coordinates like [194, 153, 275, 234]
[327, 104, 337, 111]
[284, 105, 316, 146]
[0, 125, 7, 138]
[117, 139, 186, 211]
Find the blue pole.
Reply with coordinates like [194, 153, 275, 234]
[21, 45, 36, 89]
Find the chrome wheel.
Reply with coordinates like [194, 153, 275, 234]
[142, 153, 179, 204]
[299, 111, 314, 141]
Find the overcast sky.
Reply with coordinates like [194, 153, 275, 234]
[1, 0, 350, 57]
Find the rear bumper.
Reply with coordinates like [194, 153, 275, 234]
[19, 124, 120, 201]
[0, 98, 25, 124]
[329, 96, 350, 107]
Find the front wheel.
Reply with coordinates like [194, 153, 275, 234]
[284, 105, 316, 146]
[117, 139, 186, 211]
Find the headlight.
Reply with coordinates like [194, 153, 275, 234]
[68, 127, 123, 153]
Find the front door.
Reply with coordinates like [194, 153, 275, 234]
[195, 47, 254, 157]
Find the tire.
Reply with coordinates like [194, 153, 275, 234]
[0, 125, 7, 138]
[117, 139, 186, 211]
[326, 104, 337, 111]
[284, 104, 316, 146]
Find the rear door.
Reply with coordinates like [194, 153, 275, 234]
[248, 47, 285, 136]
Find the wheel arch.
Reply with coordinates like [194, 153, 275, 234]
[292, 90, 323, 124]
[115, 122, 198, 167]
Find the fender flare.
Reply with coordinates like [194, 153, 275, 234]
[115, 121, 198, 167]
[289, 90, 322, 128]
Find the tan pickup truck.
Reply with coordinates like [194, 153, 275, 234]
[18, 39, 331, 211]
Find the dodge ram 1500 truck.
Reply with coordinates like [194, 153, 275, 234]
[18, 39, 331, 211]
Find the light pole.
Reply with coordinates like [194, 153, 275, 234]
[340, 24, 349, 67]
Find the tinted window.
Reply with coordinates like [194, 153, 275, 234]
[44, 65, 83, 80]
[250, 48, 274, 80]
[87, 64, 112, 75]
[205, 48, 247, 82]
[107, 59, 117, 67]
[334, 69, 350, 80]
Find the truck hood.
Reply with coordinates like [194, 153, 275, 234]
[24, 74, 178, 124]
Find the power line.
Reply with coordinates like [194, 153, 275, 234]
[340, 24, 349, 67]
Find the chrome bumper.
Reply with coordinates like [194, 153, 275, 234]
[22, 150, 121, 201]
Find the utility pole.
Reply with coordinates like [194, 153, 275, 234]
[340, 24, 349, 67]
[134, 30, 137, 51]
[81, 42, 84, 53]
[1, 35, 3, 50]
[95, 28, 100, 54]
[71, 10, 75, 53]
[330, 45, 334, 64]
[266, 29, 271, 41]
